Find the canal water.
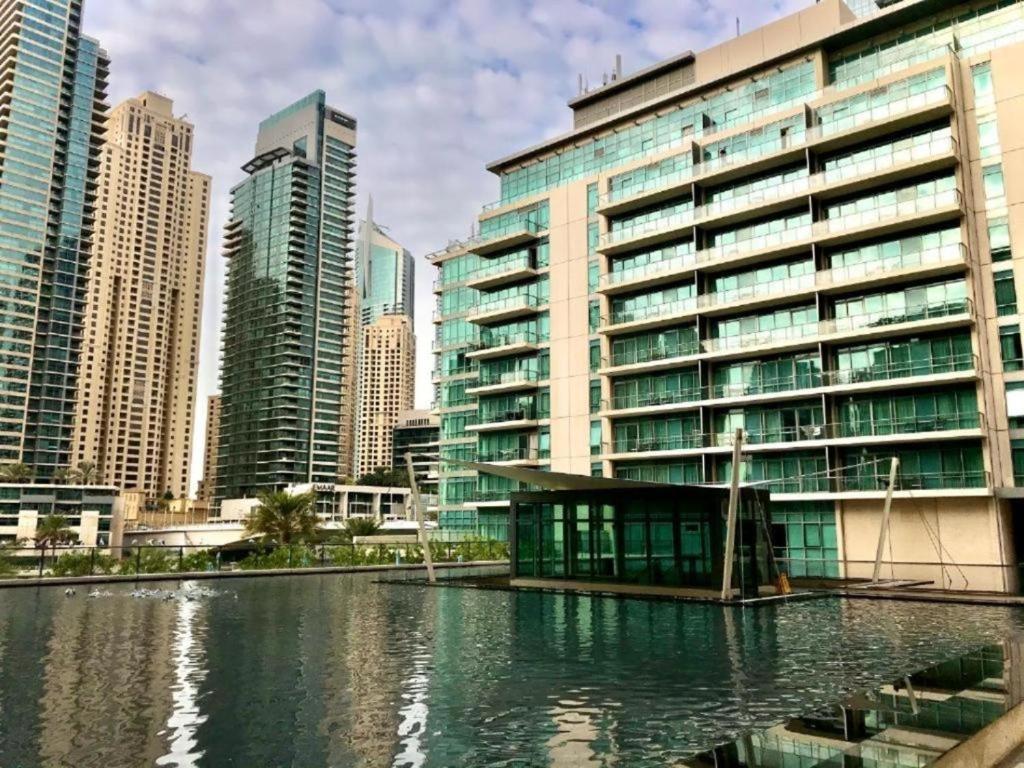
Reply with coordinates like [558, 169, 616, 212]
[0, 574, 1022, 767]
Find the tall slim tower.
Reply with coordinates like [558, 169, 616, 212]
[197, 394, 220, 502]
[352, 203, 416, 477]
[73, 92, 210, 498]
[216, 91, 357, 501]
[0, 1, 109, 477]
[354, 315, 415, 478]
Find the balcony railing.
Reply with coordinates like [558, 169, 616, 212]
[702, 322, 818, 353]
[477, 447, 539, 463]
[824, 353, 976, 387]
[836, 412, 981, 438]
[824, 242, 965, 286]
[816, 84, 951, 138]
[607, 296, 698, 326]
[827, 297, 969, 334]
[814, 188, 961, 238]
[476, 407, 537, 425]
[601, 250, 699, 290]
[607, 338, 700, 368]
[600, 207, 696, 249]
[700, 273, 816, 309]
[713, 424, 828, 447]
[471, 292, 540, 316]
[466, 251, 533, 281]
[603, 157, 694, 206]
[474, 369, 540, 387]
[712, 373, 823, 399]
[606, 388, 705, 411]
[471, 330, 540, 351]
[609, 433, 704, 454]
[840, 469, 988, 492]
[699, 223, 813, 264]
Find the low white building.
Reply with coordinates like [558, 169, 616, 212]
[287, 483, 413, 524]
[0, 484, 122, 548]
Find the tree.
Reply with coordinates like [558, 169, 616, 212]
[0, 463, 33, 483]
[244, 490, 319, 545]
[345, 517, 380, 538]
[52, 467, 75, 483]
[355, 466, 409, 487]
[34, 514, 77, 558]
[74, 461, 98, 485]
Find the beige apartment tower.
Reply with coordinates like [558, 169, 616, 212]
[354, 315, 415, 478]
[74, 91, 210, 499]
[197, 394, 221, 502]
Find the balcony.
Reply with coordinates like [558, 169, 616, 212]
[608, 433, 704, 456]
[599, 250, 700, 296]
[814, 83, 953, 147]
[835, 412, 982, 441]
[838, 469, 988, 493]
[602, 296, 698, 335]
[603, 388, 705, 416]
[471, 216, 543, 256]
[598, 156, 694, 216]
[466, 293, 541, 325]
[598, 206, 696, 255]
[465, 368, 541, 396]
[467, 407, 539, 432]
[602, 339, 701, 374]
[465, 252, 538, 291]
[466, 330, 541, 360]
[702, 321, 818, 355]
[464, 489, 513, 507]
[825, 297, 970, 337]
[812, 188, 962, 246]
[823, 353, 977, 389]
[476, 447, 541, 465]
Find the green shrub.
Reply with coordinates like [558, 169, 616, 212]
[178, 549, 217, 573]
[118, 548, 177, 575]
[52, 551, 116, 577]
[238, 545, 316, 570]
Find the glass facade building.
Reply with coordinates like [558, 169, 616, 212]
[0, 1, 109, 477]
[431, 0, 1024, 592]
[215, 92, 357, 501]
[356, 200, 414, 325]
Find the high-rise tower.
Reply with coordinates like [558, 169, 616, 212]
[216, 91, 357, 500]
[73, 92, 210, 498]
[0, 0, 109, 477]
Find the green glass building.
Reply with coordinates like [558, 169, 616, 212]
[356, 199, 414, 326]
[0, 1, 109, 477]
[431, 0, 1024, 593]
[215, 91, 357, 501]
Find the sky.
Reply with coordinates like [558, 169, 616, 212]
[82, 0, 809, 492]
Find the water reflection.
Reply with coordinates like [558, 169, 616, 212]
[156, 587, 208, 767]
[0, 576, 1023, 768]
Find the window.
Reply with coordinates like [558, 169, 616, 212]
[983, 164, 1006, 205]
[588, 260, 599, 293]
[588, 300, 600, 334]
[589, 380, 601, 414]
[972, 62, 993, 102]
[990, 218, 1012, 262]
[995, 270, 1018, 317]
[978, 119, 1000, 159]
[590, 462, 603, 478]
[590, 420, 602, 456]
[589, 340, 601, 372]
[1001, 325, 1023, 372]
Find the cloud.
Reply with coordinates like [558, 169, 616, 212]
[82, 0, 812, 491]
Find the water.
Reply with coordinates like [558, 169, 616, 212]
[1, 574, 1023, 768]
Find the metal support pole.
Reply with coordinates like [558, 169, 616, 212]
[872, 457, 900, 584]
[406, 452, 435, 583]
[720, 428, 744, 601]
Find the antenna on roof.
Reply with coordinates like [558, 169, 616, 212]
[602, 72, 608, 86]
[578, 73, 583, 95]
[736, 17, 741, 36]
[616, 54, 622, 78]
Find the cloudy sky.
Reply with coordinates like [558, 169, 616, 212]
[82, 0, 808, 490]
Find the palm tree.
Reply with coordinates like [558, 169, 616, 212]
[0, 463, 33, 483]
[74, 461, 98, 485]
[244, 490, 319, 545]
[345, 517, 380, 538]
[34, 514, 76, 559]
[52, 467, 75, 483]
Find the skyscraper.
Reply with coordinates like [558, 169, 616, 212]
[352, 203, 416, 478]
[216, 91, 357, 501]
[0, 0, 109, 477]
[197, 394, 220, 503]
[354, 315, 415, 478]
[73, 92, 210, 498]
[356, 200, 414, 325]
[431, 0, 1024, 591]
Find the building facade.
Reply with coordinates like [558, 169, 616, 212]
[0, 1, 109, 478]
[391, 409, 440, 498]
[431, 0, 1024, 591]
[216, 91, 357, 501]
[356, 200, 414, 325]
[72, 92, 210, 499]
[197, 394, 220, 502]
[354, 315, 415, 478]
[0, 484, 119, 547]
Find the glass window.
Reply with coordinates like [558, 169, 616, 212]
[983, 164, 1006, 205]
[995, 270, 1018, 317]
[972, 62, 994, 102]
[589, 380, 602, 414]
[590, 420, 602, 456]
[990, 217, 1012, 262]
[589, 339, 601, 372]
[1001, 325, 1023, 372]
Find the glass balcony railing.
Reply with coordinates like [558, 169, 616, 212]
[466, 252, 534, 282]
[711, 372, 823, 399]
[477, 447, 539, 463]
[837, 412, 981, 439]
[475, 216, 542, 244]
[466, 489, 517, 503]
[824, 353, 976, 387]
[700, 223, 813, 263]
[602, 250, 699, 289]
[701, 273, 816, 309]
[609, 433, 704, 454]
[703, 322, 818, 353]
[601, 207, 696, 249]
[607, 296, 698, 326]
[700, 175, 812, 220]
[713, 424, 828, 447]
[607, 338, 700, 367]
[814, 188, 961, 238]
[606, 388, 705, 411]
[474, 369, 540, 388]
[471, 293, 540, 317]
[476, 407, 538, 424]
[840, 469, 988, 492]
[822, 134, 956, 185]
[604, 157, 693, 206]
[816, 84, 951, 138]
[825, 243, 965, 287]
[472, 330, 540, 350]
[699, 127, 809, 176]
[827, 297, 970, 335]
